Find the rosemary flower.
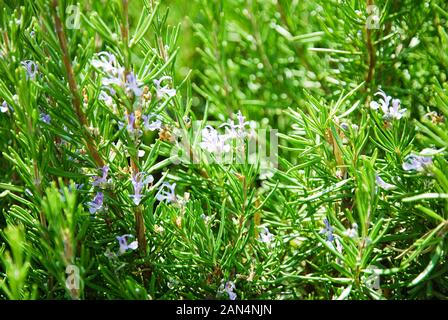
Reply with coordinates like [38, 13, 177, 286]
[87, 191, 104, 214]
[156, 182, 177, 203]
[21, 60, 38, 80]
[116, 234, 138, 254]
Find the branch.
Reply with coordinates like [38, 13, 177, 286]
[51, 0, 104, 168]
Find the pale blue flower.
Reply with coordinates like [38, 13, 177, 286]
[92, 52, 142, 98]
[40, 113, 51, 124]
[375, 174, 396, 190]
[156, 182, 177, 203]
[142, 114, 162, 131]
[223, 281, 237, 300]
[125, 72, 143, 97]
[130, 172, 154, 205]
[200, 125, 231, 154]
[116, 234, 138, 254]
[99, 91, 114, 107]
[1, 101, 10, 113]
[21, 60, 38, 80]
[343, 223, 358, 238]
[154, 76, 176, 100]
[92, 165, 110, 187]
[370, 89, 406, 120]
[320, 218, 334, 242]
[402, 149, 434, 172]
[119, 112, 142, 137]
[259, 226, 274, 243]
[88, 191, 104, 214]
[92, 51, 118, 74]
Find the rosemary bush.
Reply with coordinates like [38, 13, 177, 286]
[0, 0, 447, 300]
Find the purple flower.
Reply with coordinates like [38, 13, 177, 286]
[21, 60, 38, 80]
[116, 234, 138, 254]
[40, 113, 51, 124]
[92, 165, 110, 187]
[402, 149, 434, 172]
[375, 174, 396, 190]
[156, 182, 177, 203]
[320, 218, 334, 242]
[142, 114, 162, 131]
[130, 172, 154, 205]
[87, 191, 104, 214]
[153, 76, 176, 100]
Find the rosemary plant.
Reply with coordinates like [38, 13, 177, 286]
[0, 0, 447, 300]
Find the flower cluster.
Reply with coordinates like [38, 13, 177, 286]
[199, 111, 253, 155]
[92, 52, 142, 98]
[370, 89, 407, 121]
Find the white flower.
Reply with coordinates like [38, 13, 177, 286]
[1, 101, 9, 113]
[200, 125, 231, 154]
[99, 91, 114, 107]
[343, 223, 358, 238]
[259, 226, 274, 244]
